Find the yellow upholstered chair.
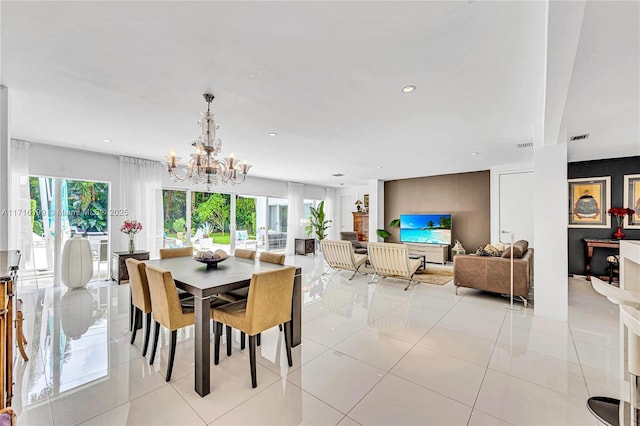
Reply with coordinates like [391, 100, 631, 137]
[234, 248, 256, 260]
[320, 239, 368, 279]
[258, 252, 285, 265]
[367, 242, 421, 291]
[213, 267, 296, 388]
[159, 246, 193, 259]
[145, 264, 223, 381]
[126, 258, 154, 356]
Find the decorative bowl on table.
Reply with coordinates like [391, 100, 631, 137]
[194, 249, 229, 269]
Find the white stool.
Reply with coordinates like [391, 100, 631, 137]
[587, 277, 640, 425]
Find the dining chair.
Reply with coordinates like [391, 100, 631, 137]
[220, 250, 286, 348]
[234, 248, 257, 260]
[159, 246, 194, 259]
[126, 258, 154, 357]
[145, 264, 225, 381]
[213, 267, 296, 388]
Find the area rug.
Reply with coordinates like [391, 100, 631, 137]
[360, 265, 454, 286]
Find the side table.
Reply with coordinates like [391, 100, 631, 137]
[295, 238, 315, 256]
[111, 251, 150, 284]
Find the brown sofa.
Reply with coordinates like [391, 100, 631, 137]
[453, 241, 533, 306]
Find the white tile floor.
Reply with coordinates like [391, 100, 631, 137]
[12, 254, 620, 425]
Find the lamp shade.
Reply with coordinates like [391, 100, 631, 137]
[60, 235, 94, 288]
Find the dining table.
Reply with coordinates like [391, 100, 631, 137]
[145, 255, 302, 397]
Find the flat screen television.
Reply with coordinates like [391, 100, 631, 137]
[400, 214, 452, 245]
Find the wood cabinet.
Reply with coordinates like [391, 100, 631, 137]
[353, 212, 369, 242]
[405, 242, 449, 265]
[111, 251, 150, 284]
[295, 238, 315, 256]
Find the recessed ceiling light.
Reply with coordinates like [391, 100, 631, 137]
[471, 152, 479, 156]
[332, 173, 344, 177]
[267, 132, 278, 137]
[103, 139, 112, 143]
[401, 85, 416, 93]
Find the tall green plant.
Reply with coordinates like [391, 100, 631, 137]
[306, 201, 332, 240]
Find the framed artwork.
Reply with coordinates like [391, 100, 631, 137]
[624, 174, 640, 229]
[568, 176, 611, 228]
[363, 194, 369, 209]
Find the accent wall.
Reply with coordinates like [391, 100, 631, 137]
[384, 170, 491, 256]
[568, 156, 640, 277]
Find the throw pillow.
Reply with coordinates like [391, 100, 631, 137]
[502, 240, 529, 259]
[483, 244, 502, 256]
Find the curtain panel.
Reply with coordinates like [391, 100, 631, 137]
[119, 156, 164, 258]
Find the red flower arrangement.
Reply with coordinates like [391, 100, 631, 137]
[120, 219, 143, 236]
[607, 207, 635, 227]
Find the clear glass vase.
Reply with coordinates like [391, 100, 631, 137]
[128, 236, 135, 253]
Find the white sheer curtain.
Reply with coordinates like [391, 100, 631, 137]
[119, 156, 164, 258]
[9, 140, 33, 267]
[325, 187, 337, 240]
[286, 182, 304, 255]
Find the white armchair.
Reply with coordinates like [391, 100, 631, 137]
[320, 240, 368, 280]
[367, 242, 421, 290]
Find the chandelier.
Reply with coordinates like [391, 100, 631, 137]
[165, 93, 251, 190]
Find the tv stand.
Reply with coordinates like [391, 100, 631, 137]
[405, 242, 449, 265]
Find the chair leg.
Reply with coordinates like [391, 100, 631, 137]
[226, 325, 232, 356]
[278, 324, 282, 331]
[129, 290, 134, 331]
[149, 321, 161, 365]
[214, 321, 222, 365]
[240, 332, 246, 350]
[257, 333, 261, 347]
[283, 322, 293, 367]
[142, 312, 152, 356]
[130, 307, 140, 344]
[249, 335, 257, 388]
[166, 330, 177, 382]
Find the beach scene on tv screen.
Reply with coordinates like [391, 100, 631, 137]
[400, 214, 452, 244]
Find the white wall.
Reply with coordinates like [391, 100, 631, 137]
[335, 184, 368, 235]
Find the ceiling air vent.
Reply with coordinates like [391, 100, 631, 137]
[570, 134, 589, 141]
[332, 173, 344, 177]
[517, 142, 533, 149]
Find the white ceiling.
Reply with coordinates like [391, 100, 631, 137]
[1, 1, 638, 187]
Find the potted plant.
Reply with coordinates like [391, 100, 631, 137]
[199, 222, 213, 249]
[376, 218, 400, 241]
[173, 217, 186, 240]
[306, 201, 332, 250]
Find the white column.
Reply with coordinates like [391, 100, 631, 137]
[532, 0, 585, 321]
[229, 193, 237, 253]
[533, 138, 568, 320]
[368, 180, 384, 242]
[0, 86, 9, 250]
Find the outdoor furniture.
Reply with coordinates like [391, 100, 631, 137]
[235, 230, 257, 249]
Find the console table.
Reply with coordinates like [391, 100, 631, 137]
[0, 250, 21, 408]
[584, 238, 619, 281]
[111, 251, 150, 284]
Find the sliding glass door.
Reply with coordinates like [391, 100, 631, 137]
[24, 176, 110, 287]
